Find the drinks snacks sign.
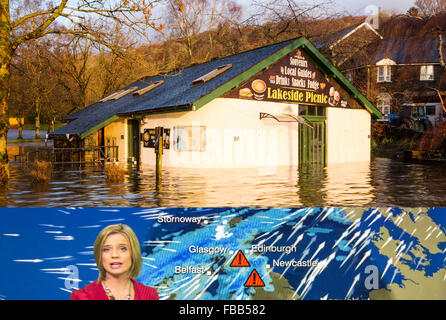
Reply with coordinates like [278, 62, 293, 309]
[226, 49, 349, 108]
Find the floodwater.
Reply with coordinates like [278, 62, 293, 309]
[7, 129, 48, 140]
[3, 139, 446, 207]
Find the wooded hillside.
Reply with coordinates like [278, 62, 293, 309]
[8, 2, 446, 127]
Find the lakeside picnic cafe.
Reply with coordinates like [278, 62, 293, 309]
[49, 37, 382, 168]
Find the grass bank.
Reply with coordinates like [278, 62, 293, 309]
[7, 138, 46, 143]
[21, 123, 65, 131]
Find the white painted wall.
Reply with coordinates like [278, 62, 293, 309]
[326, 107, 371, 163]
[140, 98, 300, 168]
[107, 98, 372, 168]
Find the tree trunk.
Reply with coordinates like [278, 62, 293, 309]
[34, 99, 40, 139]
[48, 117, 54, 133]
[35, 112, 40, 139]
[0, 0, 12, 183]
[438, 30, 445, 69]
[0, 62, 9, 157]
[17, 118, 23, 139]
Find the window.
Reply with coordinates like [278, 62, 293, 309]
[377, 65, 391, 82]
[173, 126, 206, 152]
[379, 105, 390, 115]
[192, 64, 232, 85]
[426, 105, 436, 116]
[420, 65, 434, 81]
[377, 93, 391, 115]
[299, 105, 326, 116]
[133, 80, 164, 96]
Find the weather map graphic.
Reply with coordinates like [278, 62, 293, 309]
[1, 207, 446, 300]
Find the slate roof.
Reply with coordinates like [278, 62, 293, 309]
[50, 39, 295, 137]
[329, 23, 379, 46]
[373, 37, 446, 65]
[310, 22, 382, 50]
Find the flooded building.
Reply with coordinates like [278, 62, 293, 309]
[49, 37, 381, 168]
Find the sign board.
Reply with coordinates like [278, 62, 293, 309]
[143, 128, 170, 149]
[225, 48, 354, 109]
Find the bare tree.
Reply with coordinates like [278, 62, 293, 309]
[248, 0, 337, 41]
[0, 0, 162, 181]
[160, 0, 241, 63]
[93, 49, 140, 101]
[415, 0, 446, 16]
[8, 64, 31, 140]
[50, 36, 94, 113]
[89, 23, 143, 102]
[10, 37, 59, 139]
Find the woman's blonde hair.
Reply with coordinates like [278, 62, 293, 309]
[94, 224, 142, 281]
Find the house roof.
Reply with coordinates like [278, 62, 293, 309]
[372, 36, 446, 65]
[328, 22, 383, 49]
[52, 39, 296, 139]
[50, 37, 381, 139]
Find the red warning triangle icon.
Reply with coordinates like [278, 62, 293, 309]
[244, 269, 265, 287]
[230, 250, 250, 267]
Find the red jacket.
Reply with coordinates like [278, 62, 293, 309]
[70, 279, 159, 300]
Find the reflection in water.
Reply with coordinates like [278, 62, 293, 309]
[4, 143, 446, 207]
[325, 162, 375, 206]
[370, 157, 446, 206]
[297, 165, 328, 206]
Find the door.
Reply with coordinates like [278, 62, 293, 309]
[127, 119, 140, 163]
[299, 119, 326, 166]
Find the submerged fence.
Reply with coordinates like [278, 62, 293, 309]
[13, 146, 119, 164]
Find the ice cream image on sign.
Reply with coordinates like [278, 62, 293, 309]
[329, 87, 340, 106]
[334, 90, 341, 104]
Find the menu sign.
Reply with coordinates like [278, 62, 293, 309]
[143, 128, 170, 149]
[227, 49, 349, 108]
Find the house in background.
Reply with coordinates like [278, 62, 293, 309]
[324, 21, 383, 67]
[49, 37, 381, 168]
[339, 16, 446, 127]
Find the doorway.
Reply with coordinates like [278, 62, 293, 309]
[127, 119, 140, 163]
[298, 106, 326, 166]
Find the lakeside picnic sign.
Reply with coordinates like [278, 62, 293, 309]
[225, 48, 351, 108]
